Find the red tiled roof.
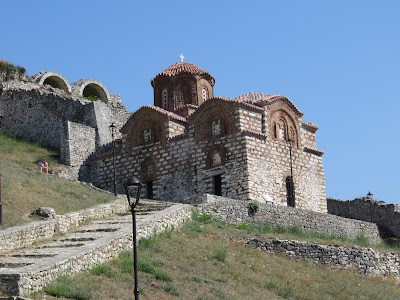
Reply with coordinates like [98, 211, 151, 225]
[174, 104, 199, 111]
[235, 92, 275, 103]
[302, 121, 319, 131]
[142, 105, 187, 122]
[234, 92, 303, 116]
[206, 96, 264, 111]
[304, 147, 324, 156]
[151, 62, 215, 84]
[121, 105, 187, 132]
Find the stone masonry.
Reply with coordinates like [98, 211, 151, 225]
[0, 64, 130, 182]
[96, 61, 327, 212]
[248, 238, 400, 282]
[328, 197, 400, 238]
[196, 197, 381, 244]
[0, 58, 326, 212]
[0, 199, 192, 296]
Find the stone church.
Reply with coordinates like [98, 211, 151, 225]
[97, 60, 327, 213]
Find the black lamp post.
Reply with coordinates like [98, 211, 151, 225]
[287, 138, 296, 207]
[0, 115, 3, 225]
[124, 177, 143, 300]
[109, 123, 117, 196]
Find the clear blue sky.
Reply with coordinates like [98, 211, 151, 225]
[1, 1, 399, 203]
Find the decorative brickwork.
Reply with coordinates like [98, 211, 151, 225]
[96, 61, 326, 212]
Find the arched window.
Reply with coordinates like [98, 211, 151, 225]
[286, 176, 295, 207]
[206, 146, 226, 168]
[162, 89, 168, 109]
[278, 120, 286, 140]
[212, 119, 222, 136]
[202, 87, 208, 102]
[212, 152, 222, 166]
[143, 128, 152, 143]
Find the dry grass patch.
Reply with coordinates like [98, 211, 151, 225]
[33, 215, 400, 300]
[0, 133, 116, 229]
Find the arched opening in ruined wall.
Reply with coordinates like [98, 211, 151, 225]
[43, 76, 70, 93]
[82, 83, 108, 103]
[34, 72, 71, 94]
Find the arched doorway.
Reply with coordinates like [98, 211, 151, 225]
[286, 176, 295, 207]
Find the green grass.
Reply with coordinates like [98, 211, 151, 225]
[34, 214, 400, 300]
[0, 132, 117, 229]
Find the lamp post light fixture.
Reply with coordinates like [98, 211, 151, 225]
[287, 138, 296, 207]
[109, 123, 117, 196]
[124, 177, 143, 300]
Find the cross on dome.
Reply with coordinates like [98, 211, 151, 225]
[180, 54, 184, 62]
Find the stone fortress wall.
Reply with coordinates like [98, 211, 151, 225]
[327, 197, 400, 238]
[0, 60, 130, 181]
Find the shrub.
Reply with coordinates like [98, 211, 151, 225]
[247, 202, 259, 216]
[44, 275, 91, 300]
[84, 95, 100, 101]
[90, 264, 113, 277]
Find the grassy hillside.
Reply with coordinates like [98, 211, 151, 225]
[33, 214, 400, 300]
[2, 133, 400, 299]
[0, 133, 116, 229]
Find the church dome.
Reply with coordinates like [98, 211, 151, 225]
[151, 62, 215, 85]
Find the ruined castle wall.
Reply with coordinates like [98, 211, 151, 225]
[60, 121, 96, 167]
[0, 80, 130, 180]
[0, 85, 94, 150]
[197, 198, 381, 244]
[245, 135, 327, 212]
[327, 198, 400, 238]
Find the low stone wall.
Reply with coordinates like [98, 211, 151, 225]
[248, 238, 400, 281]
[0, 297, 32, 300]
[0, 196, 129, 253]
[15, 204, 192, 296]
[196, 197, 382, 244]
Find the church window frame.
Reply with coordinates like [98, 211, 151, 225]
[143, 128, 152, 143]
[212, 119, 223, 137]
[162, 88, 168, 110]
[202, 87, 208, 102]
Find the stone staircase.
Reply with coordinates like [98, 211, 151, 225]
[0, 200, 192, 297]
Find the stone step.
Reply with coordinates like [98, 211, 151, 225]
[0, 203, 192, 297]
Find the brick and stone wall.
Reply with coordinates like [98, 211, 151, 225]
[196, 198, 381, 244]
[248, 238, 400, 281]
[328, 197, 400, 238]
[97, 132, 250, 201]
[245, 134, 326, 212]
